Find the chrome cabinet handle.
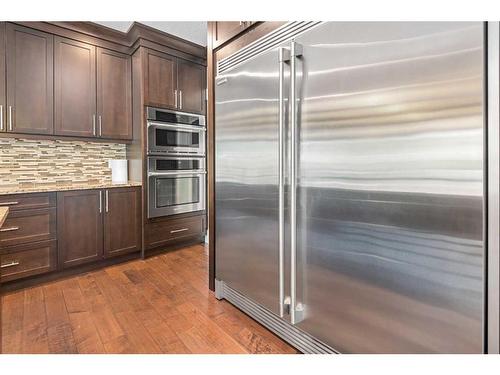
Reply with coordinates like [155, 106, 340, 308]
[0, 201, 19, 206]
[8, 106, 13, 131]
[105, 190, 109, 213]
[99, 191, 102, 213]
[170, 228, 188, 234]
[179, 90, 183, 109]
[0, 226, 20, 232]
[98, 115, 102, 137]
[0, 104, 3, 131]
[1, 261, 20, 268]
[290, 41, 303, 325]
[93, 114, 96, 136]
[278, 46, 290, 318]
[174, 89, 178, 108]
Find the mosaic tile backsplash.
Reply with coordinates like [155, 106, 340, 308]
[0, 138, 126, 188]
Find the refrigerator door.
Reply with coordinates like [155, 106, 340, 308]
[292, 22, 485, 353]
[215, 45, 290, 316]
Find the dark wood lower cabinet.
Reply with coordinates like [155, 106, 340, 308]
[146, 214, 205, 250]
[0, 187, 207, 287]
[0, 240, 57, 283]
[0, 207, 56, 248]
[57, 189, 103, 269]
[103, 187, 141, 258]
[57, 187, 142, 269]
[0, 192, 56, 211]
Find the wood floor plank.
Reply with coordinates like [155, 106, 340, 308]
[1, 243, 297, 354]
[77, 273, 126, 349]
[92, 269, 162, 354]
[1, 291, 25, 352]
[60, 278, 89, 314]
[113, 311, 162, 354]
[176, 301, 247, 354]
[214, 310, 287, 354]
[217, 300, 298, 354]
[105, 267, 191, 354]
[60, 278, 105, 354]
[22, 287, 49, 353]
[43, 282, 78, 354]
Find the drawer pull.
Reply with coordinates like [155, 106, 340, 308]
[0, 201, 19, 206]
[170, 228, 189, 234]
[0, 226, 20, 232]
[1, 261, 20, 268]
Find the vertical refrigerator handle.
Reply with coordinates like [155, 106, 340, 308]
[279, 46, 290, 318]
[290, 41, 303, 325]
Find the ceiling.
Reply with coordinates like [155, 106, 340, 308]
[95, 22, 208, 46]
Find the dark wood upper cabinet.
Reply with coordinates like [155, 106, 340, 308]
[97, 48, 132, 140]
[57, 190, 103, 269]
[103, 187, 141, 258]
[177, 59, 205, 115]
[145, 49, 177, 110]
[213, 21, 255, 49]
[54, 37, 96, 137]
[5, 24, 54, 135]
[0, 23, 5, 133]
[0, 22, 205, 142]
[144, 49, 205, 114]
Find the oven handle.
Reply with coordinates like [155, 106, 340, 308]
[148, 156, 206, 162]
[148, 171, 207, 177]
[147, 121, 207, 132]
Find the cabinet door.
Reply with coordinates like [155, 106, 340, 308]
[5, 23, 54, 135]
[144, 49, 177, 110]
[97, 48, 132, 140]
[177, 59, 205, 114]
[54, 37, 96, 137]
[103, 187, 141, 258]
[0, 23, 5, 133]
[57, 190, 103, 269]
[213, 21, 253, 48]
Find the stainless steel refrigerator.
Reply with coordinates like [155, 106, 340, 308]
[215, 22, 486, 353]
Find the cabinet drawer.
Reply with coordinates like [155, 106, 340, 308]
[0, 207, 56, 248]
[146, 215, 204, 249]
[1, 240, 57, 283]
[0, 193, 56, 211]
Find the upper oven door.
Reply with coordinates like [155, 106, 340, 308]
[147, 122, 206, 156]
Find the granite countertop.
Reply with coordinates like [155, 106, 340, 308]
[0, 207, 8, 228]
[0, 181, 142, 196]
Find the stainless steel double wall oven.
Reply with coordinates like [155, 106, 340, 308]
[147, 107, 206, 218]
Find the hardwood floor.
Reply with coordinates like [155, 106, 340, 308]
[1, 243, 298, 354]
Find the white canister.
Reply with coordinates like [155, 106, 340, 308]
[108, 159, 128, 184]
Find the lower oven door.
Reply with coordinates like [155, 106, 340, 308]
[148, 172, 206, 218]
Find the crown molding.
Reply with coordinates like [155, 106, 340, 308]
[12, 21, 206, 59]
